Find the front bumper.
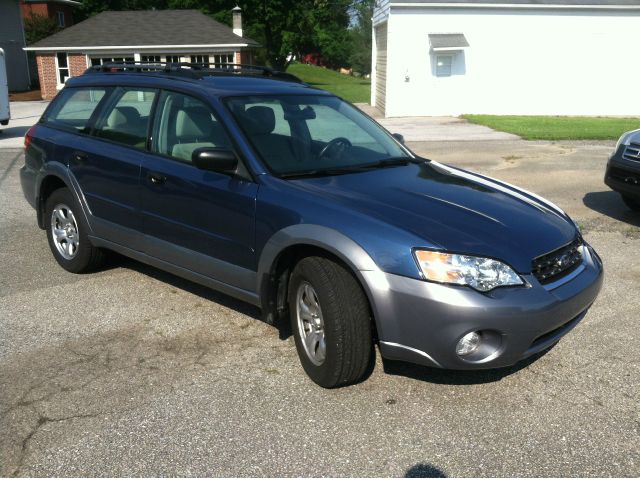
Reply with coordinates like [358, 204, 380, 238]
[604, 154, 640, 200]
[366, 244, 603, 370]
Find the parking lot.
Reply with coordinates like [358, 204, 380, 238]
[0, 139, 638, 477]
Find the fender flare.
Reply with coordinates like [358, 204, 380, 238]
[36, 164, 93, 234]
[257, 224, 387, 332]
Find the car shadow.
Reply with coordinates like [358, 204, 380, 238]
[583, 190, 640, 227]
[382, 346, 553, 385]
[107, 252, 299, 340]
[405, 464, 448, 478]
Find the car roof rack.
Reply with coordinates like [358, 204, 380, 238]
[84, 62, 304, 83]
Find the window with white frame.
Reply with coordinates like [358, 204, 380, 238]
[165, 55, 180, 63]
[141, 54, 162, 63]
[190, 54, 210, 64]
[57, 11, 65, 28]
[435, 55, 453, 77]
[56, 52, 69, 85]
[90, 56, 135, 67]
[213, 53, 234, 66]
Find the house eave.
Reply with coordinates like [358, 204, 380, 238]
[24, 44, 253, 52]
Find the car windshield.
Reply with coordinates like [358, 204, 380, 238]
[225, 95, 410, 177]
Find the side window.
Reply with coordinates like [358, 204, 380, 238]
[42, 87, 107, 133]
[153, 91, 231, 163]
[94, 88, 157, 149]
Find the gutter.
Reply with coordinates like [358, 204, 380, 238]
[24, 44, 253, 52]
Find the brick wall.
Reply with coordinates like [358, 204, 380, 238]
[36, 54, 57, 100]
[36, 53, 87, 100]
[69, 54, 88, 77]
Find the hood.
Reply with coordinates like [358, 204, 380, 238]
[288, 161, 578, 273]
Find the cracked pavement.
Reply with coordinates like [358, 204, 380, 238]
[0, 141, 638, 477]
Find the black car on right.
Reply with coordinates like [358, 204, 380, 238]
[605, 129, 640, 211]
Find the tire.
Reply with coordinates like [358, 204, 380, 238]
[288, 256, 373, 388]
[622, 194, 640, 212]
[45, 188, 105, 273]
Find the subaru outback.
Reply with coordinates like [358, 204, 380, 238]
[20, 63, 603, 388]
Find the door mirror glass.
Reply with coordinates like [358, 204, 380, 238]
[392, 133, 405, 144]
[192, 148, 238, 173]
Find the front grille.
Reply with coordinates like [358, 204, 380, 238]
[623, 142, 640, 162]
[532, 238, 583, 285]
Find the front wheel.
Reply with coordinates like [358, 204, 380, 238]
[622, 194, 640, 212]
[289, 256, 373, 388]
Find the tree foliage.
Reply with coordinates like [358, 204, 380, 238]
[348, 0, 374, 75]
[24, 13, 60, 45]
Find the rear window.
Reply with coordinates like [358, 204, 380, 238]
[42, 87, 108, 133]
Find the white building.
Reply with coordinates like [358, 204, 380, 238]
[371, 1, 640, 117]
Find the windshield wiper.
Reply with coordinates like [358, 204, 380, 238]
[278, 157, 427, 179]
[278, 168, 357, 179]
[373, 156, 426, 167]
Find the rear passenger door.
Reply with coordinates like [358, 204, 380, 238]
[140, 90, 258, 291]
[67, 87, 157, 247]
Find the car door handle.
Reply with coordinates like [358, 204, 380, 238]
[147, 172, 166, 185]
[73, 151, 88, 162]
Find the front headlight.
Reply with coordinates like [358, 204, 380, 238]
[413, 250, 523, 292]
[614, 129, 640, 155]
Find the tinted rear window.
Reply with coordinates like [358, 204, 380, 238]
[42, 88, 108, 133]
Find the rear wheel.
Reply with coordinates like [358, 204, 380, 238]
[289, 256, 373, 388]
[622, 194, 640, 211]
[45, 188, 105, 273]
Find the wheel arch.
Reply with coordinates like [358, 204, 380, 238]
[37, 174, 69, 229]
[36, 166, 92, 233]
[257, 225, 383, 337]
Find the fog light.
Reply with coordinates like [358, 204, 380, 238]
[456, 332, 481, 356]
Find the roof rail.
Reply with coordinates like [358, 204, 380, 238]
[84, 61, 304, 83]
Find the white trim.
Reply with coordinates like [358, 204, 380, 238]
[391, 2, 640, 9]
[431, 46, 469, 52]
[25, 44, 250, 52]
[54, 52, 69, 89]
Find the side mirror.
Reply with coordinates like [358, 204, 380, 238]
[392, 133, 405, 144]
[192, 148, 238, 173]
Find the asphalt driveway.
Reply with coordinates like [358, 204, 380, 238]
[0, 141, 638, 477]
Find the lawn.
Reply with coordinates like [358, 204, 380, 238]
[462, 115, 640, 140]
[286, 63, 370, 104]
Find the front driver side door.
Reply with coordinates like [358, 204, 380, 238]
[140, 90, 258, 292]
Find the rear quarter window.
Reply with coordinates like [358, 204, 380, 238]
[42, 87, 108, 133]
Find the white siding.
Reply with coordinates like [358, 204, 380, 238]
[384, 7, 640, 117]
[373, 23, 388, 114]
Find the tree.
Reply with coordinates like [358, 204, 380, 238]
[24, 13, 60, 45]
[348, 0, 374, 75]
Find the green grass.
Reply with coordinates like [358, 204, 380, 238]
[286, 63, 370, 103]
[462, 115, 640, 140]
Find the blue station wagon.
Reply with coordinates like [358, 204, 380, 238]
[20, 63, 603, 387]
